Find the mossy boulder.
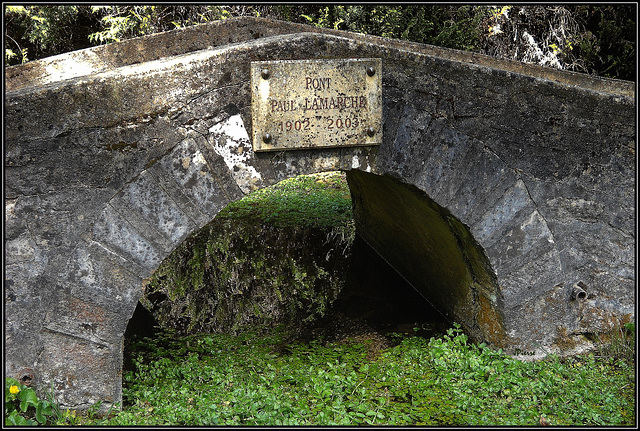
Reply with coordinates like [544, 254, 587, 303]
[142, 172, 356, 336]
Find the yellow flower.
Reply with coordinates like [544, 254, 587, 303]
[9, 385, 19, 394]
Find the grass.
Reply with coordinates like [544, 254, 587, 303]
[68, 325, 635, 426]
[216, 171, 353, 228]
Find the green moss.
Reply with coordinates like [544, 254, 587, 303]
[142, 172, 356, 337]
[217, 171, 353, 228]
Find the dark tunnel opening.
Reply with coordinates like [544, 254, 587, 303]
[345, 170, 506, 347]
[299, 233, 453, 344]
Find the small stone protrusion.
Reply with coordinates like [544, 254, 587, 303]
[570, 282, 588, 301]
[19, 369, 35, 387]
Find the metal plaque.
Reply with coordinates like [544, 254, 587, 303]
[251, 58, 382, 152]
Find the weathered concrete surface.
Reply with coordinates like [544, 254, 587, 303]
[4, 17, 635, 410]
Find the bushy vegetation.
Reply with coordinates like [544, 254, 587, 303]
[5, 376, 119, 426]
[4, 378, 58, 426]
[41, 324, 634, 426]
[4, 5, 635, 80]
[4, 325, 636, 426]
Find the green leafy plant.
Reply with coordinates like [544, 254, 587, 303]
[3, 5, 99, 66]
[88, 5, 232, 44]
[86, 322, 636, 426]
[4, 378, 58, 426]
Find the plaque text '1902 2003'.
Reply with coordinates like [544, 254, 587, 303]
[251, 58, 382, 152]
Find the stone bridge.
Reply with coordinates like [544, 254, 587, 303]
[5, 17, 635, 410]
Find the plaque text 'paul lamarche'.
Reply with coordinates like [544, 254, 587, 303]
[251, 58, 382, 152]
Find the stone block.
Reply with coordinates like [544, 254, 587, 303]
[36, 331, 122, 411]
[43, 294, 131, 347]
[90, 204, 164, 276]
[67, 240, 145, 313]
[109, 169, 196, 249]
[153, 137, 232, 227]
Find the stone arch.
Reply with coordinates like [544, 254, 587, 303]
[371, 108, 566, 346]
[33, 113, 379, 409]
[5, 17, 634, 411]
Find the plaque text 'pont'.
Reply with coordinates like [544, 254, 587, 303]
[251, 58, 382, 151]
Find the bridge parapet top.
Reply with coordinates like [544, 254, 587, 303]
[5, 17, 635, 99]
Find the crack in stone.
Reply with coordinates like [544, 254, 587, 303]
[41, 326, 110, 349]
[185, 82, 245, 106]
[606, 222, 634, 239]
[481, 144, 559, 247]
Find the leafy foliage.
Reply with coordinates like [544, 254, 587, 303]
[83, 325, 635, 426]
[4, 5, 101, 65]
[301, 5, 491, 52]
[477, 5, 636, 79]
[4, 378, 58, 426]
[3, 316, 635, 426]
[86, 5, 232, 44]
[4, 5, 635, 80]
[569, 5, 636, 80]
